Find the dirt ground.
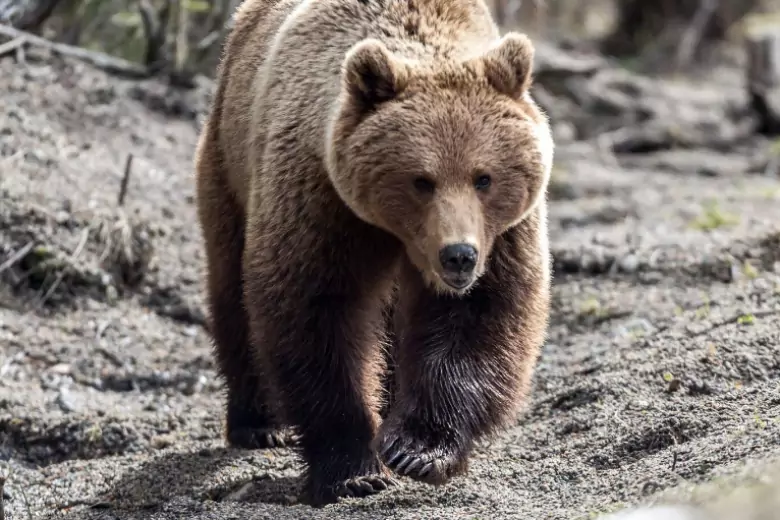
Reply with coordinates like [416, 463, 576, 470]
[1, 40, 779, 520]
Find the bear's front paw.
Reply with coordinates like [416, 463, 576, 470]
[308, 465, 400, 506]
[333, 474, 398, 498]
[376, 419, 470, 485]
[227, 426, 299, 449]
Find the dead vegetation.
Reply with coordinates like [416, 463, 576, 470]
[0, 196, 157, 309]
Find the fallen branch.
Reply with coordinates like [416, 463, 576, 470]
[597, 117, 754, 155]
[0, 23, 151, 78]
[0, 35, 23, 56]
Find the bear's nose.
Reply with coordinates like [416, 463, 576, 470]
[439, 243, 478, 274]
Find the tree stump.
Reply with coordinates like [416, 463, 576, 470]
[746, 28, 780, 135]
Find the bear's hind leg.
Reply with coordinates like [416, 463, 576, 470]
[195, 136, 295, 449]
[377, 222, 549, 485]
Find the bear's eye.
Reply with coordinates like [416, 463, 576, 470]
[413, 176, 435, 194]
[474, 174, 492, 191]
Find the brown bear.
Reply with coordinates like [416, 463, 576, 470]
[194, 0, 554, 507]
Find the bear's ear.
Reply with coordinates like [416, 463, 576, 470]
[477, 32, 534, 100]
[342, 39, 407, 109]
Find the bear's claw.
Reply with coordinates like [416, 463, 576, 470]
[334, 474, 399, 498]
[378, 427, 467, 484]
[227, 427, 299, 449]
[309, 472, 399, 505]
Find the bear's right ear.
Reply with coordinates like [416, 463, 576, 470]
[475, 32, 535, 100]
[342, 39, 407, 110]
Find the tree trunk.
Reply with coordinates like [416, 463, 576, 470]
[601, 0, 759, 58]
[0, 0, 64, 32]
[746, 28, 780, 135]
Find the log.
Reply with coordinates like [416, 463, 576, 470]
[0, 23, 151, 79]
[746, 28, 780, 135]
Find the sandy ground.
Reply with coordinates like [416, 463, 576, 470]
[1, 43, 780, 520]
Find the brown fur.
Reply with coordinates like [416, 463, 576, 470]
[194, 0, 553, 506]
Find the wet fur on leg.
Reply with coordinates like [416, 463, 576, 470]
[377, 209, 550, 485]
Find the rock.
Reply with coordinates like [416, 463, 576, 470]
[619, 254, 640, 273]
[55, 387, 83, 413]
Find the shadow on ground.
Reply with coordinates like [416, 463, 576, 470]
[57, 446, 302, 517]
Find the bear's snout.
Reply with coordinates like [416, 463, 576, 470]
[438, 243, 478, 289]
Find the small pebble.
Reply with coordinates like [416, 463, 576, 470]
[619, 254, 640, 273]
[49, 363, 72, 375]
[56, 387, 83, 413]
[633, 399, 651, 411]
[151, 434, 176, 450]
[54, 211, 71, 224]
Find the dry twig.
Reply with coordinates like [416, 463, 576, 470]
[118, 154, 134, 207]
[0, 241, 34, 276]
[37, 227, 90, 307]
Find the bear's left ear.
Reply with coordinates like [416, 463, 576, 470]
[476, 32, 534, 100]
[342, 38, 408, 110]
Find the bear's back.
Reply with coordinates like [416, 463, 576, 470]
[217, 0, 299, 207]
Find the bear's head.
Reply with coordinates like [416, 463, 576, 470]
[325, 32, 553, 295]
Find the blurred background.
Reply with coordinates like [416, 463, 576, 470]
[1, 0, 780, 82]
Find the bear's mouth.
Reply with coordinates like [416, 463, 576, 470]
[440, 272, 475, 291]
